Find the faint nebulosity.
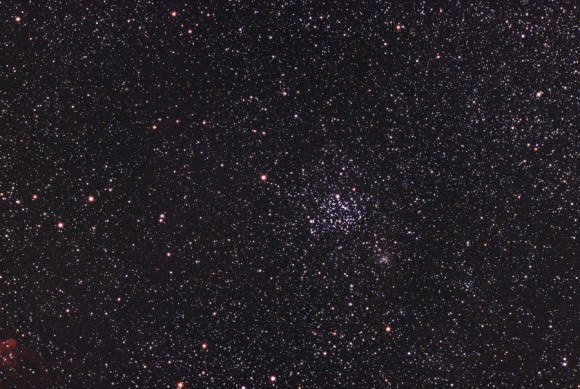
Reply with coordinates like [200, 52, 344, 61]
[0, 1, 578, 387]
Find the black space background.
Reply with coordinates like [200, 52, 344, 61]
[0, 1, 578, 388]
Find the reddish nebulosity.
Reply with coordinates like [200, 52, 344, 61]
[0, 338, 57, 388]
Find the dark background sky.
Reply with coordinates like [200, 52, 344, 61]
[0, 1, 577, 387]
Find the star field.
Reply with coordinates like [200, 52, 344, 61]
[0, 1, 578, 387]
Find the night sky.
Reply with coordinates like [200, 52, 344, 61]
[0, 1, 578, 388]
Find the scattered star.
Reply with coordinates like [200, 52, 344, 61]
[0, 2, 575, 388]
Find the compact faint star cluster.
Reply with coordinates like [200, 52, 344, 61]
[0, 1, 578, 388]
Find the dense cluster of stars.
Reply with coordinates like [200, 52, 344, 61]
[0, 1, 578, 387]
